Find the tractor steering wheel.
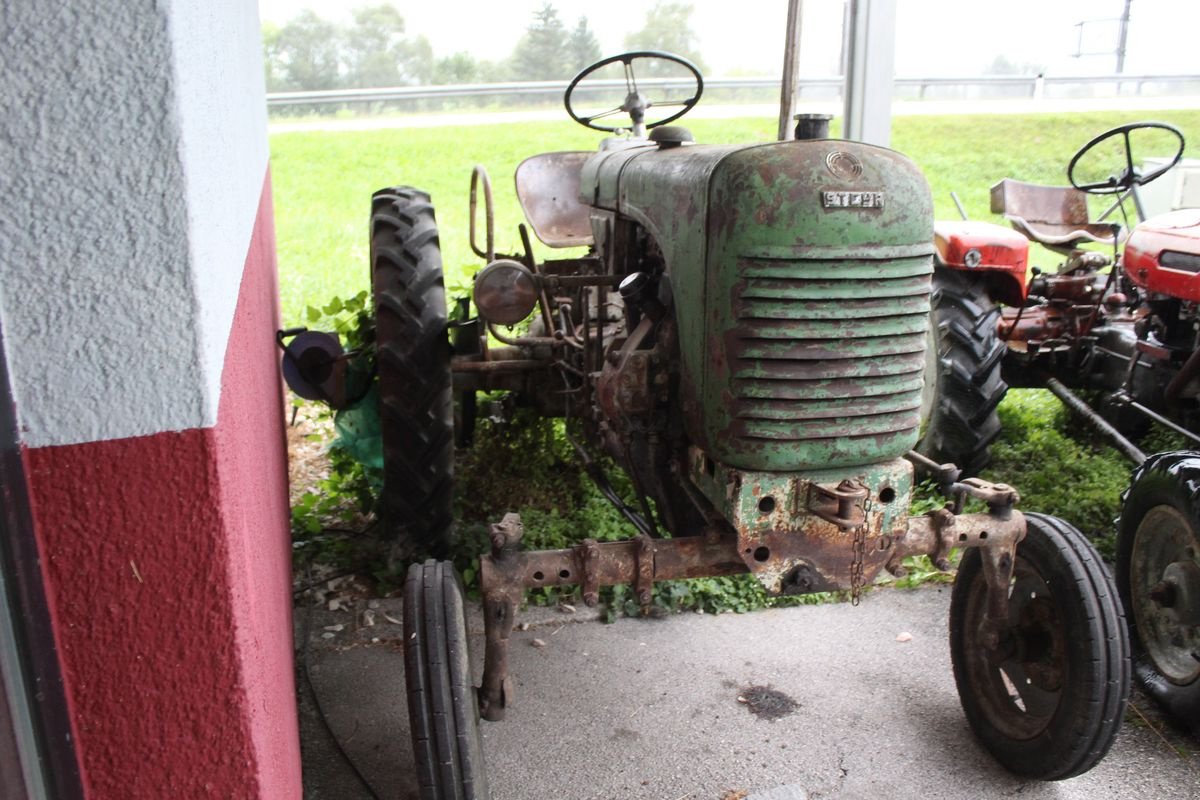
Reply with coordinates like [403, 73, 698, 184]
[564, 51, 703, 134]
[1067, 121, 1185, 195]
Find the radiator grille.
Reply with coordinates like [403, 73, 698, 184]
[728, 254, 932, 446]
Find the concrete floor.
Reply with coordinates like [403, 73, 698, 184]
[297, 582, 1200, 800]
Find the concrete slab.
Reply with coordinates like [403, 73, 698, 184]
[298, 585, 1200, 800]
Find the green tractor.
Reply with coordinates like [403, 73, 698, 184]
[286, 52, 1129, 798]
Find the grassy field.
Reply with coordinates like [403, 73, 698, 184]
[270, 108, 1200, 326]
[274, 108, 1200, 596]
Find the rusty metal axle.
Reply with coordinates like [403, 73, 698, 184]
[476, 500, 1025, 721]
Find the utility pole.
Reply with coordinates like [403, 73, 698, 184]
[1115, 0, 1132, 73]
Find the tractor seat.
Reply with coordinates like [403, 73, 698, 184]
[990, 178, 1124, 250]
[515, 151, 594, 248]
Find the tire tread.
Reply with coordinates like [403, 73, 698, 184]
[949, 512, 1129, 780]
[918, 269, 1008, 476]
[373, 187, 454, 555]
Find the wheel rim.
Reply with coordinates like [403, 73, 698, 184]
[1131, 505, 1200, 686]
[962, 559, 1066, 740]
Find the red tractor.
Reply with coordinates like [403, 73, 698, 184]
[931, 121, 1198, 730]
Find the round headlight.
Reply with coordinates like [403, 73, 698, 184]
[964, 248, 983, 268]
[473, 259, 538, 326]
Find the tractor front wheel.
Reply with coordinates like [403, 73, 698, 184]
[917, 270, 1007, 476]
[949, 513, 1129, 780]
[404, 560, 490, 800]
[372, 187, 454, 556]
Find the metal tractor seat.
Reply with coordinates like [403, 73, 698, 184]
[515, 151, 594, 248]
[990, 178, 1124, 252]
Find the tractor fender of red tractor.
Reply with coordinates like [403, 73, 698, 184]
[1123, 208, 1200, 302]
[933, 220, 1030, 307]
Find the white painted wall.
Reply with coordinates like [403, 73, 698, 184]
[0, 0, 269, 448]
[166, 0, 271, 415]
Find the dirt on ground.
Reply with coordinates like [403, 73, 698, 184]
[286, 401, 334, 506]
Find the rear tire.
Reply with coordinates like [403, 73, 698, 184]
[1116, 451, 1200, 732]
[917, 269, 1007, 476]
[372, 187, 454, 556]
[404, 560, 490, 800]
[949, 513, 1129, 780]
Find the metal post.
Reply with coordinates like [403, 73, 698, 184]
[842, 0, 897, 146]
[1116, 0, 1132, 73]
[777, 0, 804, 141]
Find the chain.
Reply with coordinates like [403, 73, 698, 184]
[848, 492, 873, 605]
[850, 523, 866, 606]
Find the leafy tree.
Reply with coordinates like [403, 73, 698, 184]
[342, 4, 432, 87]
[262, 21, 283, 91]
[510, 3, 571, 81]
[433, 52, 479, 85]
[566, 16, 601, 74]
[623, 2, 707, 73]
[270, 9, 343, 91]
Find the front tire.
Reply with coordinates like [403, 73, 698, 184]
[917, 269, 1007, 476]
[404, 560, 490, 800]
[1116, 451, 1200, 732]
[372, 187, 454, 556]
[949, 513, 1129, 780]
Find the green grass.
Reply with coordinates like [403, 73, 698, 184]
[276, 108, 1200, 606]
[270, 108, 1200, 325]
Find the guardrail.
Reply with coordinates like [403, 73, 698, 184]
[266, 74, 1200, 109]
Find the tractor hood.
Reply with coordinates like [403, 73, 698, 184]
[581, 139, 935, 471]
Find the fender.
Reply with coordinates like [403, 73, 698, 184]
[934, 220, 1030, 307]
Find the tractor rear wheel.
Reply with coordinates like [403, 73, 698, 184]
[1116, 451, 1200, 733]
[917, 269, 1007, 476]
[949, 513, 1129, 780]
[372, 187, 454, 556]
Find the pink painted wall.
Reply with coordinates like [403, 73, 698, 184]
[22, 175, 300, 798]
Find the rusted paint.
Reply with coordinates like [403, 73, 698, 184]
[589, 140, 937, 471]
[515, 151, 596, 248]
[687, 451, 914, 594]
[479, 513, 524, 721]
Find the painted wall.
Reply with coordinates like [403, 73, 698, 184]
[0, 1, 299, 797]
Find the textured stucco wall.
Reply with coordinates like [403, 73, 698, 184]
[2, 1, 299, 797]
[211, 177, 299, 797]
[166, 0, 271, 417]
[24, 175, 299, 799]
[0, 1, 201, 447]
[0, 0, 268, 448]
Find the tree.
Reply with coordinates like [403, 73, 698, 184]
[342, 4, 432, 88]
[433, 52, 479, 85]
[509, 3, 571, 81]
[261, 21, 283, 92]
[270, 9, 343, 91]
[984, 54, 1045, 76]
[566, 16, 601, 74]
[623, 2, 707, 73]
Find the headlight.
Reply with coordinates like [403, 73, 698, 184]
[473, 259, 538, 326]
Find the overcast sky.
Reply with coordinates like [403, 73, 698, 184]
[258, 0, 1199, 78]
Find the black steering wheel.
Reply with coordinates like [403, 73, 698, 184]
[564, 51, 703, 133]
[1067, 121, 1185, 194]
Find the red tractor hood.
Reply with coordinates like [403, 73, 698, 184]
[1124, 208, 1200, 302]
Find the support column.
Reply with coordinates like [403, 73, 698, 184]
[842, 0, 897, 147]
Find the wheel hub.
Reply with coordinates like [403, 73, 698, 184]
[1133, 506, 1200, 685]
[1157, 560, 1200, 626]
